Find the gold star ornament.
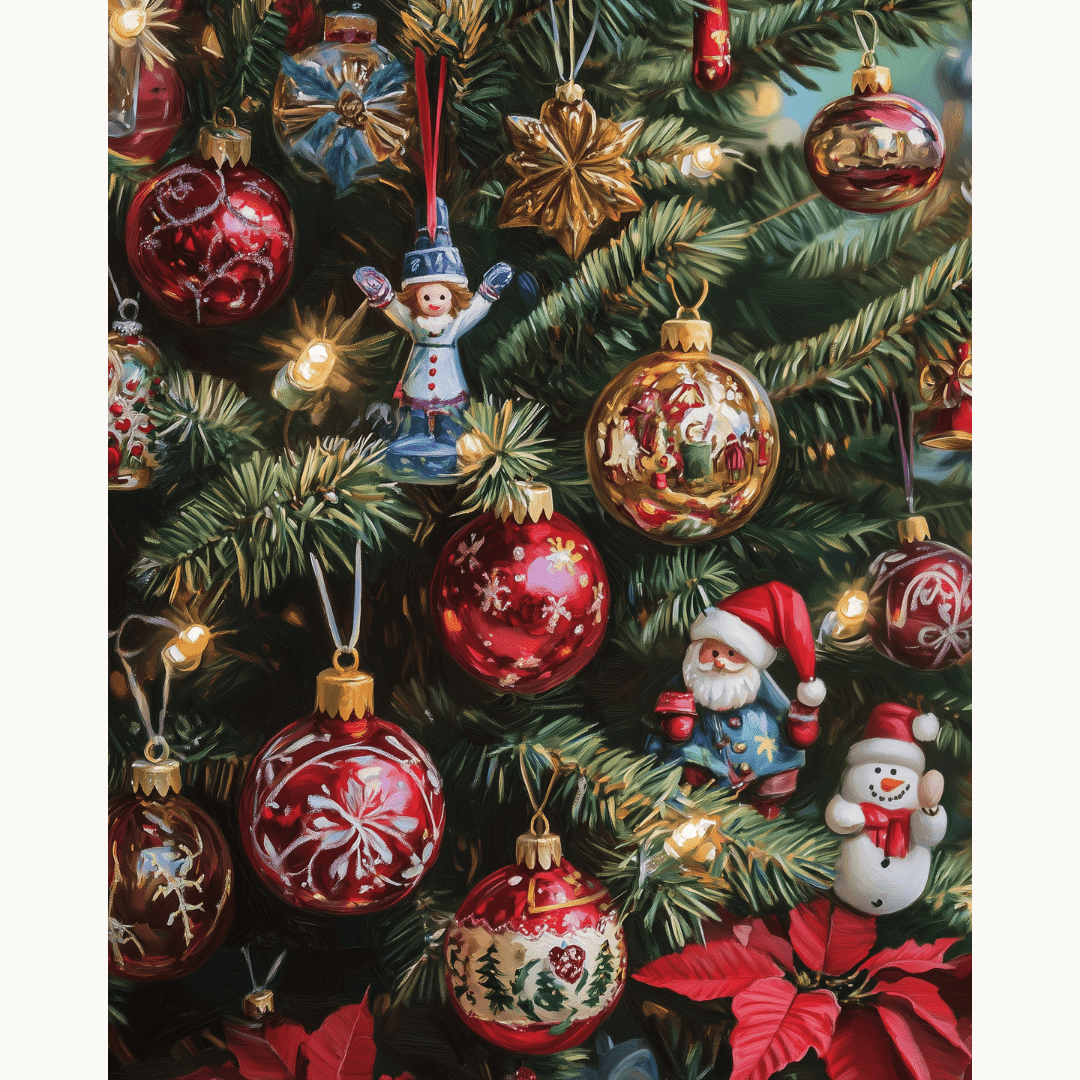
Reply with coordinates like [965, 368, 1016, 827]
[498, 81, 645, 260]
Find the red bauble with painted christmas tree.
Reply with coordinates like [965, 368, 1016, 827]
[109, 742, 235, 980]
[431, 481, 609, 693]
[239, 655, 445, 914]
[125, 109, 295, 326]
[444, 819, 627, 1054]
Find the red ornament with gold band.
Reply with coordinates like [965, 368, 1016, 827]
[430, 481, 609, 693]
[445, 822, 626, 1054]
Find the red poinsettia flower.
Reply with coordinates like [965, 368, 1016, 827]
[633, 897, 970, 1080]
[178, 994, 391, 1080]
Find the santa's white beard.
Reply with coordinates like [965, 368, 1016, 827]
[683, 650, 762, 712]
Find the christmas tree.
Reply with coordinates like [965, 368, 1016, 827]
[107, 1, 971, 1078]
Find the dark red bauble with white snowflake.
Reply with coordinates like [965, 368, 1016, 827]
[431, 482, 609, 693]
[865, 516, 971, 670]
[444, 828, 627, 1054]
[804, 62, 945, 214]
[239, 661, 445, 914]
[108, 57, 185, 165]
[273, 0, 321, 53]
[108, 750, 234, 981]
[125, 112, 295, 326]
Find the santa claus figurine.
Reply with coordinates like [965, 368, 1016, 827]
[826, 703, 947, 915]
[645, 582, 824, 819]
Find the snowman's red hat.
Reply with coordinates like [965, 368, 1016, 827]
[846, 702, 940, 773]
[689, 581, 825, 707]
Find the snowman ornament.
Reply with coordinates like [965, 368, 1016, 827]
[826, 702, 947, 915]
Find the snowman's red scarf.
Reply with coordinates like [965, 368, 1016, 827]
[859, 803, 914, 858]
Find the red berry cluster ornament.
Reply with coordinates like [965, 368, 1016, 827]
[431, 481, 610, 693]
[240, 651, 445, 913]
[125, 108, 295, 325]
[445, 812, 627, 1054]
[828, 516, 971, 671]
[109, 739, 235, 980]
[804, 13, 945, 214]
[109, 299, 165, 490]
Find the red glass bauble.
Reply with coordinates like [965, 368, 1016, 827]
[125, 157, 295, 325]
[239, 670, 445, 913]
[273, 0, 320, 53]
[108, 786, 234, 981]
[804, 92, 945, 213]
[445, 853, 627, 1053]
[691, 0, 731, 91]
[865, 525, 971, 670]
[431, 487, 610, 693]
[108, 58, 185, 165]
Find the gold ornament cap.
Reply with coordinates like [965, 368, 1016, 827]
[325, 11, 377, 39]
[516, 825, 563, 870]
[897, 515, 931, 543]
[243, 989, 275, 1018]
[555, 81, 585, 104]
[131, 738, 182, 798]
[497, 480, 554, 524]
[852, 64, 892, 94]
[315, 651, 375, 720]
[199, 107, 252, 168]
[660, 318, 713, 354]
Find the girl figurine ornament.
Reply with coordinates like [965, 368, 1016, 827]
[354, 51, 513, 484]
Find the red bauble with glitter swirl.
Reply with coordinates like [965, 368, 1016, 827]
[124, 112, 295, 326]
[444, 827, 627, 1054]
[108, 749, 234, 981]
[239, 660, 445, 914]
[864, 516, 971, 670]
[431, 482, 610, 693]
[108, 57, 185, 165]
[804, 58, 945, 214]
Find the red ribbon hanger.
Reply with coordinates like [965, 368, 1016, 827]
[413, 48, 447, 241]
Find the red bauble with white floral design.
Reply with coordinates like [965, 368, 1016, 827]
[125, 114, 295, 326]
[865, 517, 971, 670]
[430, 483, 609, 693]
[239, 663, 444, 914]
[444, 834, 626, 1054]
[108, 755, 234, 981]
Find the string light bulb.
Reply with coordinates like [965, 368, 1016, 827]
[678, 140, 743, 180]
[831, 588, 869, 639]
[162, 623, 212, 672]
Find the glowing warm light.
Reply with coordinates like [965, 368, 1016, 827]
[290, 341, 337, 389]
[112, 8, 148, 38]
[832, 589, 869, 638]
[164, 623, 212, 669]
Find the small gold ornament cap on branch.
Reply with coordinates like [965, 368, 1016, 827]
[497, 479, 554, 524]
[898, 515, 931, 544]
[315, 650, 375, 721]
[131, 737, 182, 798]
[660, 278, 713, 353]
[850, 10, 891, 94]
[243, 988, 275, 1018]
[555, 81, 585, 104]
[199, 107, 252, 168]
[516, 816, 563, 870]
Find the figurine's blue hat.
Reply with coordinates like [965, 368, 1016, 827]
[401, 198, 468, 286]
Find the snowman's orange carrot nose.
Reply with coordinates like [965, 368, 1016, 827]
[880, 777, 904, 792]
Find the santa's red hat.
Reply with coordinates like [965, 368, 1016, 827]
[689, 582, 825, 707]
[846, 702, 940, 773]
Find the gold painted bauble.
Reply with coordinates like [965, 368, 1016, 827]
[585, 317, 779, 543]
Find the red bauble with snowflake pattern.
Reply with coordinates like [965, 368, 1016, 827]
[445, 826, 626, 1054]
[431, 482, 609, 693]
[125, 111, 295, 326]
[239, 658, 445, 914]
[109, 747, 234, 981]
[864, 516, 971, 670]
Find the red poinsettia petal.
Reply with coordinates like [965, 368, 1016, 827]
[224, 1018, 307, 1080]
[789, 897, 877, 975]
[703, 915, 795, 972]
[872, 977, 968, 1051]
[824, 1008, 908, 1080]
[729, 978, 839, 1080]
[175, 1067, 247, 1080]
[633, 938, 782, 1000]
[305, 998, 378, 1080]
[875, 1000, 970, 1080]
[861, 938, 960, 978]
[921, 953, 971, 1024]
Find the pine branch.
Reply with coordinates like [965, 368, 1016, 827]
[134, 438, 420, 599]
[207, 2, 289, 112]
